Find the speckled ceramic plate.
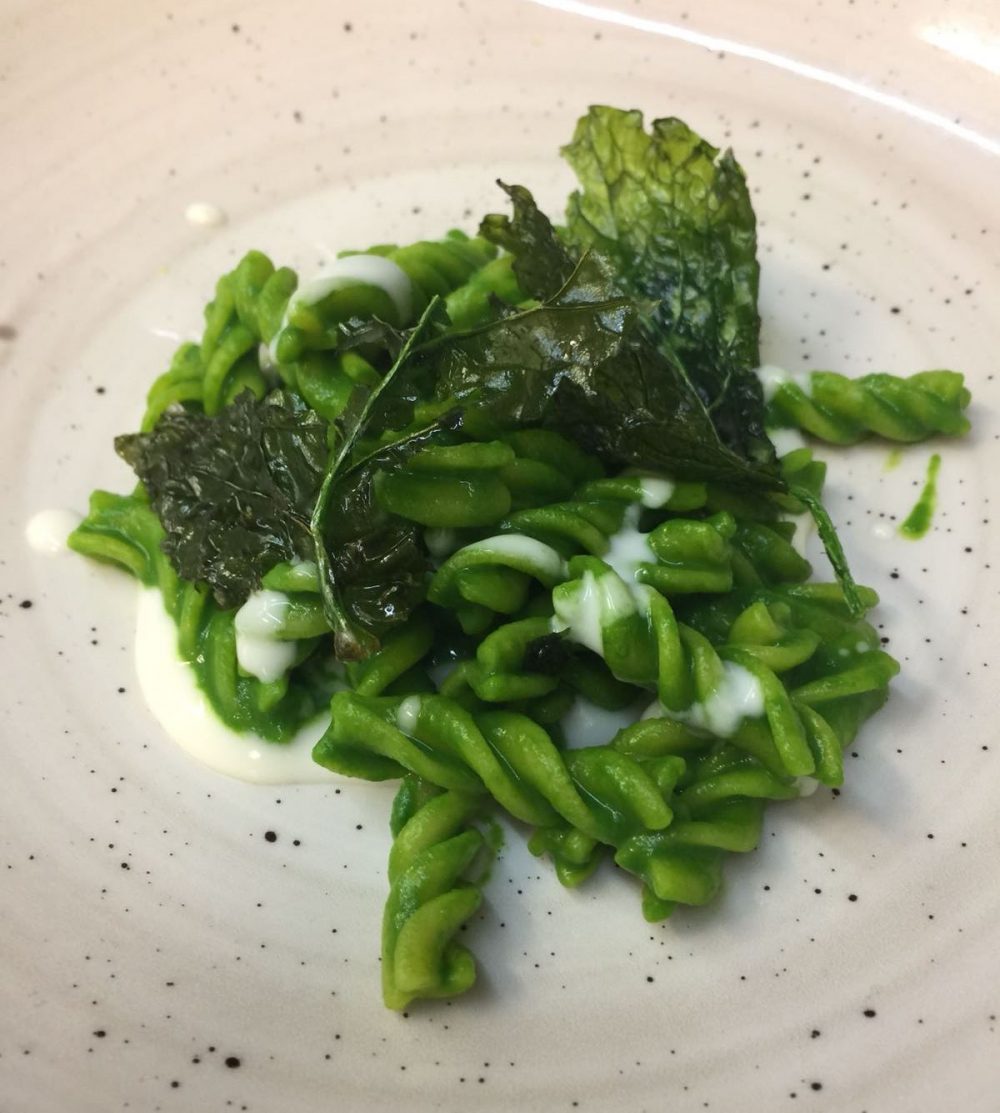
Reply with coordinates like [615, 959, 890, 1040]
[3, 2, 999, 1110]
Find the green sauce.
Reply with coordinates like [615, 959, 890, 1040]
[899, 453, 941, 539]
[884, 448, 903, 471]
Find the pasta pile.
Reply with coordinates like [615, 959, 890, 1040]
[69, 107, 971, 1009]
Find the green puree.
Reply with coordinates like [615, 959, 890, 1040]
[899, 453, 941, 539]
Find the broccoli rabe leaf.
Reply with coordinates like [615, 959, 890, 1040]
[451, 186, 783, 488]
[116, 391, 328, 609]
[479, 182, 577, 301]
[115, 306, 447, 653]
[479, 181, 631, 309]
[561, 106, 771, 465]
[311, 426, 442, 660]
[310, 299, 450, 660]
[432, 294, 781, 487]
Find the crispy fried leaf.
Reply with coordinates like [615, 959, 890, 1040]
[446, 188, 783, 488]
[479, 182, 576, 301]
[116, 391, 328, 608]
[561, 106, 772, 464]
[480, 182, 631, 310]
[119, 300, 447, 657]
[317, 424, 453, 661]
[432, 293, 780, 488]
[310, 299, 449, 659]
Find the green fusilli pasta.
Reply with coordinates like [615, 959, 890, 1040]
[766, 369, 971, 444]
[425, 471, 708, 634]
[382, 775, 493, 1010]
[271, 231, 498, 363]
[142, 232, 513, 429]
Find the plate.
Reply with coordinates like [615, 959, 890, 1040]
[2, 2, 998, 1110]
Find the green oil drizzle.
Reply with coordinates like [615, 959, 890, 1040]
[899, 453, 941, 539]
[884, 448, 903, 471]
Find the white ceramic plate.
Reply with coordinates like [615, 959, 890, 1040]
[3, 2, 998, 1110]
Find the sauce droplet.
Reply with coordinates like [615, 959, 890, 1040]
[25, 509, 82, 554]
[184, 201, 227, 228]
[899, 453, 940, 539]
[134, 589, 333, 784]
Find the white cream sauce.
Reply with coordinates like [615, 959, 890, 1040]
[637, 476, 676, 508]
[428, 660, 459, 689]
[135, 589, 333, 784]
[425, 527, 461, 562]
[295, 254, 412, 320]
[233, 589, 298, 683]
[463, 534, 567, 581]
[269, 253, 414, 363]
[551, 569, 637, 656]
[602, 505, 654, 593]
[642, 662, 764, 738]
[278, 559, 320, 590]
[184, 201, 227, 228]
[781, 511, 816, 560]
[755, 364, 814, 404]
[550, 506, 660, 653]
[258, 341, 278, 373]
[561, 695, 648, 749]
[25, 509, 82, 554]
[767, 426, 808, 457]
[395, 695, 422, 736]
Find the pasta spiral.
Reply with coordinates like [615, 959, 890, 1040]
[317, 688, 809, 919]
[443, 253, 523, 330]
[142, 251, 295, 428]
[381, 428, 608, 545]
[271, 231, 499, 364]
[553, 552, 897, 781]
[374, 440, 519, 528]
[528, 717, 797, 913]
[381, 775, 492, 1010]
[766, 370, 971, 444]
[613, 735, 799, 919]
[142, 234, 509, 429]
[532, 583, 897, 921]
[426, 473, 710, 633]
[314, 692, 676, 846]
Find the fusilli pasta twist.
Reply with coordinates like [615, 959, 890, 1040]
[553, 556, 897, 782]
[314, 692, 677, 847]
[766, 370, 970, 444]
[271, 231, 499, 363]
[530, 718, 797, 909]
[142, 234, 508, 428]
[612, 733, 798, 919]
[381, 775, 492, 1010]
[426, 473, 711, 633]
